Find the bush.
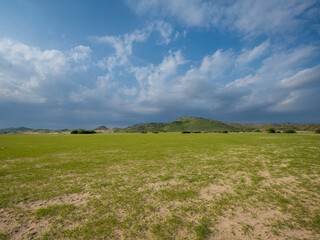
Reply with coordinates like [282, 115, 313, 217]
[79, 130, 96, 134]
[71, 129, 96, 134]
[153, 131, 159, 134]
[283, 129, 296, 133]
[193, 131, 201, 133]
[181, 131, 191, 134]
[254, 129, 261, 132]
[141, 131, 147, 134]
[315, 128, 320, 134]
[221, 130, 228, 133]
[276, 130, 281, 133]
[266, 128, 276, 133]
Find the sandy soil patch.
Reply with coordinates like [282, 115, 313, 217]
[0, 208, 49, 240]
[213, 208, 319, 240]
[17, 192, 90, 211]
[199, 183, 233, 201]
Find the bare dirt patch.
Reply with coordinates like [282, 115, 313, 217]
[0, 208, 49, 240]
[199, 183, 233, 201]
[213, 208, 319, 240]
[17, 192, 90, 211]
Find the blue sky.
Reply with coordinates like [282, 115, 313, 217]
[0, 0, 320, 129]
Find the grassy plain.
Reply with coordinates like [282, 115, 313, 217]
[0, 132, 319, 239]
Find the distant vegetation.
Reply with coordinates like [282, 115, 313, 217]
[266, 128, 276, 133]
[71, 130, 97, 134]
[181, 131, 191, 134]
[283, 129, 297, 133]
[1, 117, 320, 134]
[116, 117, 320, 133]
[0, 127, 32, 134]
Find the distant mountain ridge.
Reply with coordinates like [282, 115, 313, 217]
[0, 127, 32, 134]
[117, 117, 320, 133]
[1, 117, 320, 134]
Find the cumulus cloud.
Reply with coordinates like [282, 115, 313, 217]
[128, 43, 319, 118]
[70, 73, 116, 103]
[95, 21, 175, 72]
[154, 20, 174, 45]
[0, 39, 91, 103]
[95, 28, 151, 72]
[69, 45, 91, 62]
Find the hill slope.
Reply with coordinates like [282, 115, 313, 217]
[1, 118, 319, 134]
[0, 127, 32, 134]
[120, 117, 239, 132]
[119, 117, 320, 133]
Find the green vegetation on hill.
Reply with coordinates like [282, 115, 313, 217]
[1, 117, 320, 134]
[0, 127, 32, 134]
[119, 117, 238, 133]
[118, 117, 320, 133]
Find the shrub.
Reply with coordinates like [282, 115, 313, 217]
[283, 129, 296, 133]
[193, 131, 201, 133]
[221, 130, 228, 133]
[72, 129, 96, 134]
[276, 130, 281, 133]
[181, 131, 191, 134]
[254, 129, 261, 132]
[266, 128, 276, 133]
[141, 132, 147, 134]
[153, 131, 159, 134]
[78, 130, 97, 134]
[315, 128, 320, 134]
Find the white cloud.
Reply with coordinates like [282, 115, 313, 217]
[224, 0, 315, 37]
[69, 45, 91, 62]
[269, 88, 320, 113]
[237, 40, 270, 64]
[0, 39, 67, 77]
[134, 50, 185, 100]
[95, 21, 176, 72]
[154, 20, 173, 45]
[0, 39, 91, 103]
[127, 0, 318, 37]
[226, 75, 256, 88]
[127, 0, 214, 27]
[222, 44, 320, 112]
[280, 64, 320, 88]
[95, 28, 151, 72]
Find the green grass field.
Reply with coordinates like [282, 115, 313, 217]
[0, 132, 319, 239]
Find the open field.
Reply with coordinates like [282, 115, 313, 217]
[0, 132, 319, 239]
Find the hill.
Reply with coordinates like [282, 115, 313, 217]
[1, 118, 319, 134]
[119, 117, 240, 133]
[226, 122, 320, 132]
[0, 127, 32, 134]
[118, 117, 320, 133]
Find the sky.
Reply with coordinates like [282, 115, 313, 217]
[0, 0, 320, 129]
